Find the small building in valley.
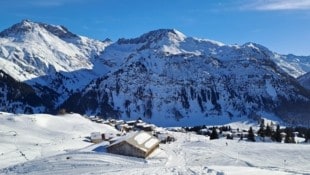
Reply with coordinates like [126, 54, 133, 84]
[90, 132, 102, 143]
[107, 131, 160, 158]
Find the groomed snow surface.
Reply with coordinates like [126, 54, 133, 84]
[0, 113, 309, 175]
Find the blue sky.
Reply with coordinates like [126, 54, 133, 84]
[1, 0, 310, 55]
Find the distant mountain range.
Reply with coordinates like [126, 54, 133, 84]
[1, 20, 310, 126]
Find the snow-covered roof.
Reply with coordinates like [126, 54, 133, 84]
[108, 131, 159, 153]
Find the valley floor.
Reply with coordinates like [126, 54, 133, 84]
[0, 113, 309, 175]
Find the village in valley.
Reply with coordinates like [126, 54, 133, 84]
[87, 116, 310, 159]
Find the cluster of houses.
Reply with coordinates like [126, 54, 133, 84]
[88, 117, 308, 159]
[89, 117, 175, 158]
[183, 125, 250, 140]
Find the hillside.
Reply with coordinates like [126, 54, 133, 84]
[0, 70, 53, 113]
[0, 112, 118, 168]
[298, 72, 310, 90]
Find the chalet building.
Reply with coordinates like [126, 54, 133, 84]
[102, 133, 116, 141]
[136, 123, 156, 132]
[107, 131, 160, 158]
[156, 132, 176, 143]
[90, 132, 102, 143]
[115, 123, 134, 133]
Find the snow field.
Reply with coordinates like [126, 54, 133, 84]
[0, 113, 118, 169]
[0, 113, 309, 175]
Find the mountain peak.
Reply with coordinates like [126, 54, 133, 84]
[39, 23, 78, 39]
[117, 28, 186, 45]
[143, 28, 185, 39]
[138, 28, 186, 43]
[0, 19, 78, 40]
[0, 19, 35, 37]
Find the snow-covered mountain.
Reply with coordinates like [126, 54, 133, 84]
[0, 20, 111, 107]
[298, 72, 310, 90]
[272, 54, 310, 78]
[61, 29, 310, 126]
[0, 20, 309, 126]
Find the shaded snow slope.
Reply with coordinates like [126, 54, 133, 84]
[298, 72, 310, 90]
[0, 70, 54, 113]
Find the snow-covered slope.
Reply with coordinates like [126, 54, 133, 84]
[0, 112, 118, 169]
[62, 29, 310, 126]
[0, 114, 309, 175]
[273, 54, 310, 78]
[0, 20, 110, 106]
[298, 72, 310, 90]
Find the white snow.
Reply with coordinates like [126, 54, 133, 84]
[247, 43, 260, 51]
[193, 37, 225, 47]
[265, 80, 277, 99]
[272, 53, 310, 78]
[134, 132, 152, 144]
[0, 112, 118, 169]
[144, 138, 159, 148]
[0, 20, 110, 102]
[0, 113, 309, 175]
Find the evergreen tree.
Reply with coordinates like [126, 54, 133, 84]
[239, 134, 244, 141]
[226, 134, 233, 140]
[265, 124, 272, 137]
[284, 132, 291, 143]
[257, 119, 266, 139]
[284, 128, 294, 143]
[210, 127, 219, 140]
[305, 129, 310, 143]
[260, 119, 265, 128]
[247, 127, 255, 142]
[272, 125, 282, 142]
[258, 125, 265, 137]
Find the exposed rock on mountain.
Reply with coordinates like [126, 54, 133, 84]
[61, 29, 310, 126]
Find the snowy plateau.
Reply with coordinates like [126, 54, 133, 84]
[0, 113, 309, 175]
[0, 20, 310, 125]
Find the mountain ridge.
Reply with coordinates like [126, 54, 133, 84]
[61, 27, 310, 126]
[0, 20, 111, 107]
[0, 20, 310, 126]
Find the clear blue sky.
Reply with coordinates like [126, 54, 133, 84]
[1, 0, 310, 55]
